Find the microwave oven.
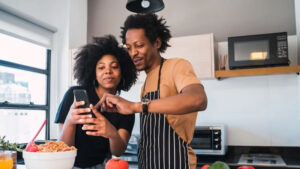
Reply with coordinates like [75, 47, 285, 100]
[190, 125, 226, 155]
[228, 32, 289, 69]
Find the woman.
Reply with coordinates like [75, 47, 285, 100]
[54, 35, 137, 169]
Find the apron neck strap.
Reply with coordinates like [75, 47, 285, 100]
[142, 57, 165, 98]
[157, 57, 165, 91]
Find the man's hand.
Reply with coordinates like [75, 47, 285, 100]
[95, 93, 140, 115]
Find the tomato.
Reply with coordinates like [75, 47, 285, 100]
[25, 142, 39, 152]
[105, 158, 129, 169]
[237, 166, 255, 169]
[201, 164, 210, 169]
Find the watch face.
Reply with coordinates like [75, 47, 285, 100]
[142, 98, 150, 103]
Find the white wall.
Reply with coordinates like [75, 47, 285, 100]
[200, 75, 300, 146]
[296, 0, 300, 64]
[296, 1, 300, 139]
[212, 35, 299, 146]
[69, 0, 87, 49]
[0, 0, 87, 139]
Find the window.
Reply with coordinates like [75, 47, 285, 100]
[0, 32, 51, 143]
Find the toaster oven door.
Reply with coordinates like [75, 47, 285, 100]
[190, 129, 213, 150]
[190, 126, 226, 155]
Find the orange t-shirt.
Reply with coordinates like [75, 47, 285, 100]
[141, 58, 201, 169]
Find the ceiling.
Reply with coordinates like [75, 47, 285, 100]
[88, 0, 296, 42]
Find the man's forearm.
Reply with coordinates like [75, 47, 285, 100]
[136, 84, 207, 115]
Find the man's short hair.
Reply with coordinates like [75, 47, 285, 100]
[120, 13, 172, 53]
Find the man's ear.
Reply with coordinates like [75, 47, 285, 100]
[154, 38, 162, 49]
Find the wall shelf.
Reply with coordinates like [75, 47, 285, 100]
[215, 65, 300, 79]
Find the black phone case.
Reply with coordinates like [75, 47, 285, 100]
[73, 89, 94, 117]
[73, 89, 90, 108]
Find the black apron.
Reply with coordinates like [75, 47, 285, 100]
[138, 58, 190, 169]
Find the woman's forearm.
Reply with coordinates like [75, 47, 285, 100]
[58, 122, 76, 146]
[109, 129, 129, 156]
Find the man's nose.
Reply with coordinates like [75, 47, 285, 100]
[130, 47, 138, 57]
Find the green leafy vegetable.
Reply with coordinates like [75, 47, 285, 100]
[0, 136, 24, 152]
[208, 161, 230, 169]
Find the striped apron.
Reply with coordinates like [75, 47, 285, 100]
[138, 58, 190, 169]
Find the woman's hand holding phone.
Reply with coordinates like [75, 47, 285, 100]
[81, 105, 118, 139]
[69, 89, 117, 137]
[65, 100, 93, 125]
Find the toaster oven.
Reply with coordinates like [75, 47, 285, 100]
[190, 125, 226, 155]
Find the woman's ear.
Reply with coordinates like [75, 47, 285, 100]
[154, 38, 162, 49]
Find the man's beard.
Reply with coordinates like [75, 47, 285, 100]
[141, 64, 150, 72]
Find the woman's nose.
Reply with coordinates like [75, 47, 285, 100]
[105, 67, 112, 74]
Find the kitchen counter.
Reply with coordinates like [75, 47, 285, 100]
[123, 146, 300, 169]
[17, 146, 300, 169]
[197, 146, 300, 169]
[17, 164, 139, 169]
[17, 165, 26, 169]
[17, 164, 300, 169]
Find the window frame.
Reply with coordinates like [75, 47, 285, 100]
[0, 49, 51, 140]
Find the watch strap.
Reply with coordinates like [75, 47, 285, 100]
[142, 98, 150, 113]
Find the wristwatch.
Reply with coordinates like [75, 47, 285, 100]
[141, 98, 150, 113]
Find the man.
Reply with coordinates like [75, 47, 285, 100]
[97, 13, 207, 169]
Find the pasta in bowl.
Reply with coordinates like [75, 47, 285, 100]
[23, 141, 77, 169]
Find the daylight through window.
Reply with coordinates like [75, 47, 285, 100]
[0, 32, 50, 143]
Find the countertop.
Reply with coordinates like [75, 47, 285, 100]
[17, 146, 300, 169]
[17, 164, 139, 169]
[196, 146, 300, 169]
[122, 146, 300, 169]
[17, 165, 26, 169]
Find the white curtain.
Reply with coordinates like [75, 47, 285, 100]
[0, 4, 56, 48]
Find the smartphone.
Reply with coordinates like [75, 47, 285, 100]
[73, 89, 93, 116]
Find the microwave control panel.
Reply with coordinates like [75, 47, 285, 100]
[277, 40, 288, 58]
[212, 129, 222, 150]
[276, 33, 288, 58]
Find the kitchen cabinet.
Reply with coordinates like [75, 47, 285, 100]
[215, 65, 300, 79]
[70, 34, 218, 83]
[161, 33, 218, 79]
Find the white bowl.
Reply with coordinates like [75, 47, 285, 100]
[23, 150, 77, 169]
